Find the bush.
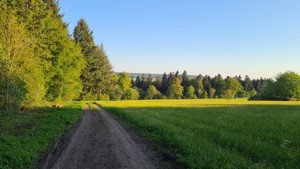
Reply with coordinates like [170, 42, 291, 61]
[99, 94, 110, 101]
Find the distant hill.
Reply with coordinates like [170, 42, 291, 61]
[115, 72, 197, 79]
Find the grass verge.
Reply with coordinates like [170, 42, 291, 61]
[0, 102, 84, 169]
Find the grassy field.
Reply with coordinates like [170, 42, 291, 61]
[99, 99, 300, 169]
[0, 102, 84, 169]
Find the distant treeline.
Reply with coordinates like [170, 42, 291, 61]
[123, 71, 300, 101]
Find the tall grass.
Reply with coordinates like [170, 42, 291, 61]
[99, 99, 300, 168]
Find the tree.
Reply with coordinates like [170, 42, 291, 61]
[167, 77, 183, 99]
[0, 0, 88, 109]
[244, 75, 254, 92]
[118, 72, 132, 94]
[203, 91, 208, 99]
[144, 74, 153, 90]
[250, 89, 257, 97]
[124, 88, 140, 100]
[0, 11, 45, 111]
[181, 70, 190, 96]
[116, 72, 133, 100]
[74, 18, 95, 57]
[273, 71, 300, 100]
[212, 74, 226, 98]
[194, 74, 204, 98]
[209, 88, 216, 98]
[74, 19, 114, 100]
[175, 71, 180, 78]
[203, 75, 212, 95]
[153, 76, 162, 92]
[145, 85, 161, 99]
[224, 77, 243, 99]
[6, 0, 86, 101]
[54, 38, 86, 101]
[90, 45, 115, 100]
[110, 74, 123, 100]
[161, 73, 168, 95]
[135, 76, 142, 88]
[167, 72, 175, 87]
[225, 90, 234, 100]
[252, 79, 276, 100]
[74, 18, 95, 99]
[131, 78, 135, 87]
[185, 86, 197, 99]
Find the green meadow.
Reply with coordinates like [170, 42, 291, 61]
[99, 99, 300, 169]
[0, 102, 84, 169]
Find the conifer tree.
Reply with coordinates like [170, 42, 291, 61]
[74, 19, 114, 100]
[194, 74, 204, 98]
[161, 73, 168, 95]
[135, 76, 142, 88]
[181, 70, 190, 97]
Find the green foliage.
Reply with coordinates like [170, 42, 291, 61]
[0, 11, 45, 110]
[161, 73, 168, 95]
[274, 71, 300, 100]
[244, 75, 254, 91]
[74, 19, 115, 100]
[167, 77, 183, 99]
[124, 88, 140, 100]
[209, 88, 216, 98]
[74, 18, 95, 56]
[250, 89, 257, 97]
[145, 85, 161, 99]
[225, 90, 234, 100]
[194, 74, 204, 98]
[110, 75, 124, 100]
[203, 91, 208, 99]
[203, 75, 212, 94]
[99, 94, 110, 101]
[214, 74, 226, 97]
[250, 71, 300, 101]
[0, 0, 87, 111]
[181, 70, 189, 96]
[224, 77, 243, 99]
[185, 85, 197, 99]
[117, 72, 132, 94]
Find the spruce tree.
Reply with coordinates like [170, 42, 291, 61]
[135, 76, 141, 88]
[161, 73, 168, 95]
[244, 75, 254, 92]
[194, 74, 204, 98]
[74, 19, 114, 100]
[203, 75, 212, 95]
[181, 70, 190, 97]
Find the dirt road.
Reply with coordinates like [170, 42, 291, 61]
[41, 104, 159, 169]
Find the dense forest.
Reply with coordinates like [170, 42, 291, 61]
[0, 1, 299, 113]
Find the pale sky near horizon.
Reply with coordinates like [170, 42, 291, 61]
[59, 1, 300, 79]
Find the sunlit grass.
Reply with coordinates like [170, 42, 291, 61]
[100, 99, 300, 108]
[99, 99, 300, 168]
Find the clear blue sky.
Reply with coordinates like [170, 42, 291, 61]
[59, 0, 300, 79]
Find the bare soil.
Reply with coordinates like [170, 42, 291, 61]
[40, 104, 161, 169]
